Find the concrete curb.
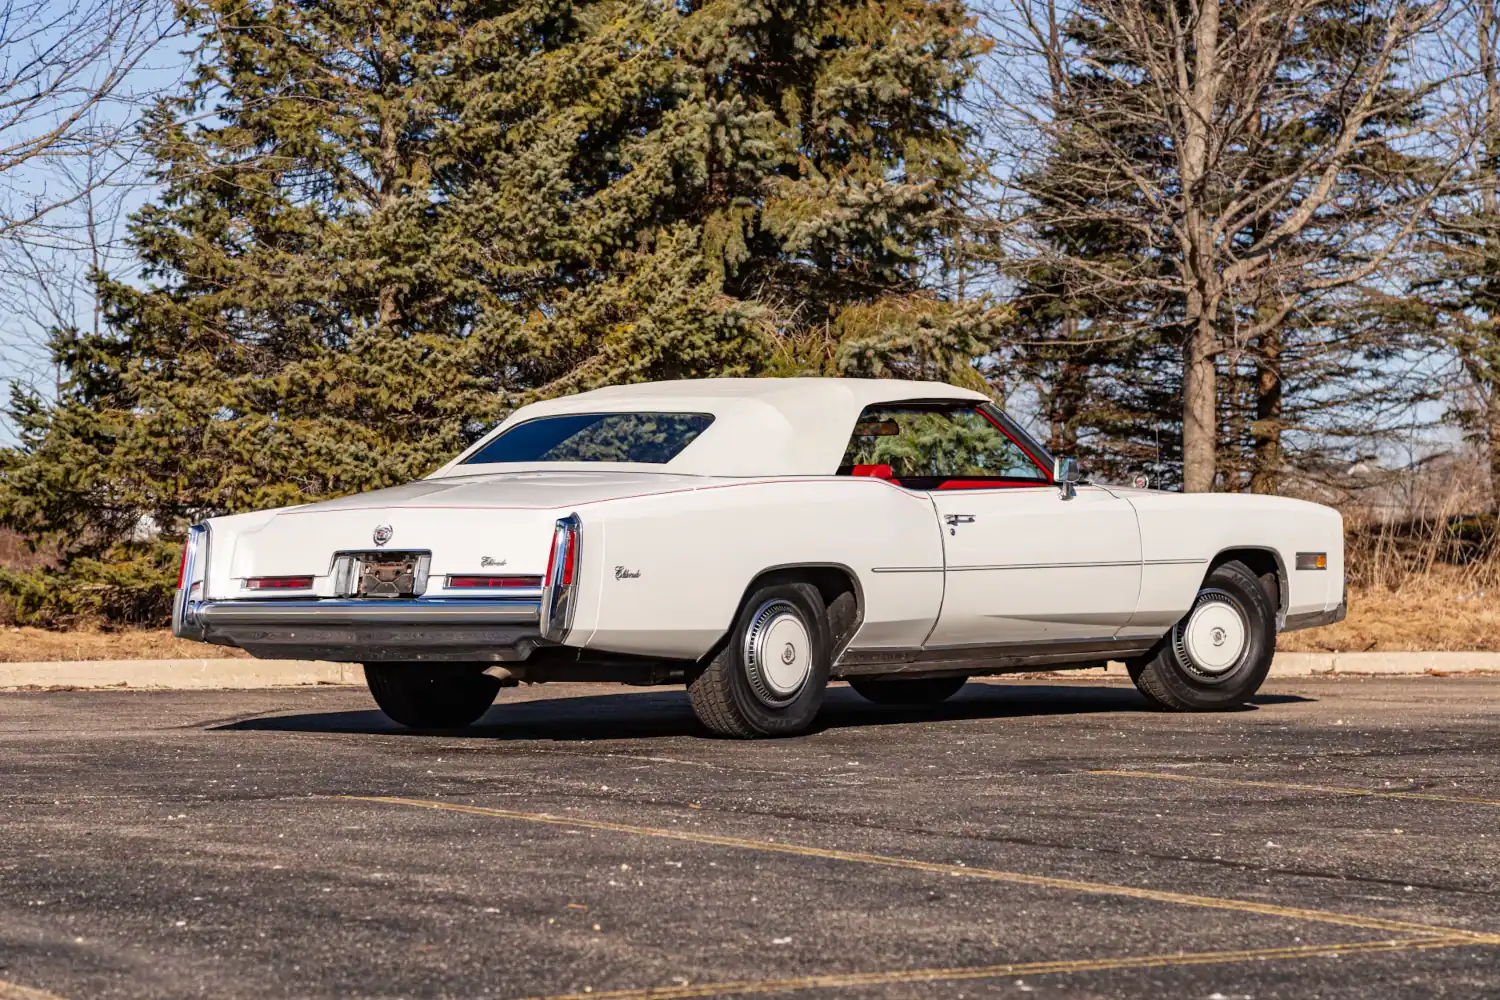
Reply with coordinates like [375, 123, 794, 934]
[1, 652, 1499, 690]
[0, 658, 359, 690]
[1270, 651, 1500, 676]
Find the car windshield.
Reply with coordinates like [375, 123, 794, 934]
[463, 412, 714, 465]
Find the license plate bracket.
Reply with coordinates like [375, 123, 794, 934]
[333, 551, 431, 598]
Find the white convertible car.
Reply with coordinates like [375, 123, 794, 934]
[173, 378, 1345, 736]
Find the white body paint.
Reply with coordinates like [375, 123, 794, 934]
[181, 378, 1346, 664]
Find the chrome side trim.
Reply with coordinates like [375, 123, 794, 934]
[946, 560, 1140, 572]
[1281, 602, 1347, 633]
[873, 559, 1203, 574]
[834, 635, 1157, 678]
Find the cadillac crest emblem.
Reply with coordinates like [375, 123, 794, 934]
[372, 524, 394, 547]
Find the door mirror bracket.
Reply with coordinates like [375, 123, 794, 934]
[1053, 457, 1079, 500]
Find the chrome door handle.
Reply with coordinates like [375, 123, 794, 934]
[944, 514, 975, 526]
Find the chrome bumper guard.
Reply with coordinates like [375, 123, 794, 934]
[189, 598, 545, 663]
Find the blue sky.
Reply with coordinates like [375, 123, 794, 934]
[0, 0, 188, 443]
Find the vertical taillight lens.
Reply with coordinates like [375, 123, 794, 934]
[542, 514, 581, 640]
[561, 530, 577, 586]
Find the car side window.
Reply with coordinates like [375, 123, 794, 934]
[838, 404, 1048, 486]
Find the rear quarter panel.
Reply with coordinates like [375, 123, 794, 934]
[1119, 491, 1345, 638]
[569, 478, 945, 660]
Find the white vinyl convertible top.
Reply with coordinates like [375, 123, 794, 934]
[431, 377, 991, 478]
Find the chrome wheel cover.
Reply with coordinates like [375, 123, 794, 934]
[1172, 589, 1249, 681]
[743, 599, 813, 705]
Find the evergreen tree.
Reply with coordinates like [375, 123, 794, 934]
[0, 0, 986, 624]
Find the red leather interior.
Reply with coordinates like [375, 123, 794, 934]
[851, 463, 894, 478]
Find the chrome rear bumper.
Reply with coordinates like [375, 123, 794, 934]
[185, 598, 545, 663]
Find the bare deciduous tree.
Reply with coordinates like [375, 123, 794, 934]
[0, 0, 174, 414]
[1415, 0, 1500, 512]
[977, 0, 1476, 491]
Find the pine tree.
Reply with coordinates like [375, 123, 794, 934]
[0, 0, 986, 624]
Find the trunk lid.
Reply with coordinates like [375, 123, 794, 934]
[221, 471, 704, 583]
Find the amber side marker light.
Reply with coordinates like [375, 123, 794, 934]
[245, 576, 315, 590]
[1295, 552, 1328, 571]
[447, 575, 543, 589]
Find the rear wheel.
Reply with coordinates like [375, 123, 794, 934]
[1127, 560, 1275, 711]
[848, 675, 967, 705]
[687, 582, 831, 738]
[364, 663, 502, 728]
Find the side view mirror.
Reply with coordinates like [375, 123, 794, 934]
[1053, 456, 1079, 500]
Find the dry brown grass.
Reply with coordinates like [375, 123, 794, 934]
[0, 527, 52, 573]
[1268, 463, 1500, 651]
[0, 627, 249, 663]
[1278, 565, 1500, 652]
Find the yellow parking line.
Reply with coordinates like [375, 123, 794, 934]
[0, 982, 69, 1000]
[343, 795, 1500, 943]
[1090, 770, 1500, 808]
[512, 937, 1471, 1000]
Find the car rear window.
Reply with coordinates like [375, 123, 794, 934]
[463, 412, 715, 465]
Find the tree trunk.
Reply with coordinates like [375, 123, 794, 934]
[1182, 301, 1218, 492]
[1487, 386, 1500, 516]
[1046, 318, 1084, 456]
[1251, 326, 1283, 494]
[375, 23, 403, 332]
[1482, 0, 1500, 514]
[1178, 0, 1221, 493]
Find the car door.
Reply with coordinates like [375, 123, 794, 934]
[837, 400, 1141, 649]
[926, 484, 1142, 648]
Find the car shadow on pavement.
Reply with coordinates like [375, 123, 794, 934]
[216, 683, 1313, 742]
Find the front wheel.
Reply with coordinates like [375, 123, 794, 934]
[364, 663, 502, 728]
[687, 582, 831, 738]
[848, 675, 967, 705]
[1127, 560, 1276, 711]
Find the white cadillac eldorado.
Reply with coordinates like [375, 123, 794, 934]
[173, 377, 1345, 736]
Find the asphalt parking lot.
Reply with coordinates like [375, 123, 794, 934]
[1, 675, 1498, 999]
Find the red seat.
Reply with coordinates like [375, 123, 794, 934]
[851, 464, 894, 478]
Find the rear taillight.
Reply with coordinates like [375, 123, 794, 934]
[245, 576, 314, 590]
[178, 542, 191, 589]
[545, 523, 578, 587]
[561, 533, 576, 585]
[542, 514, 582, 640]
[447, 575, 542, 589]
